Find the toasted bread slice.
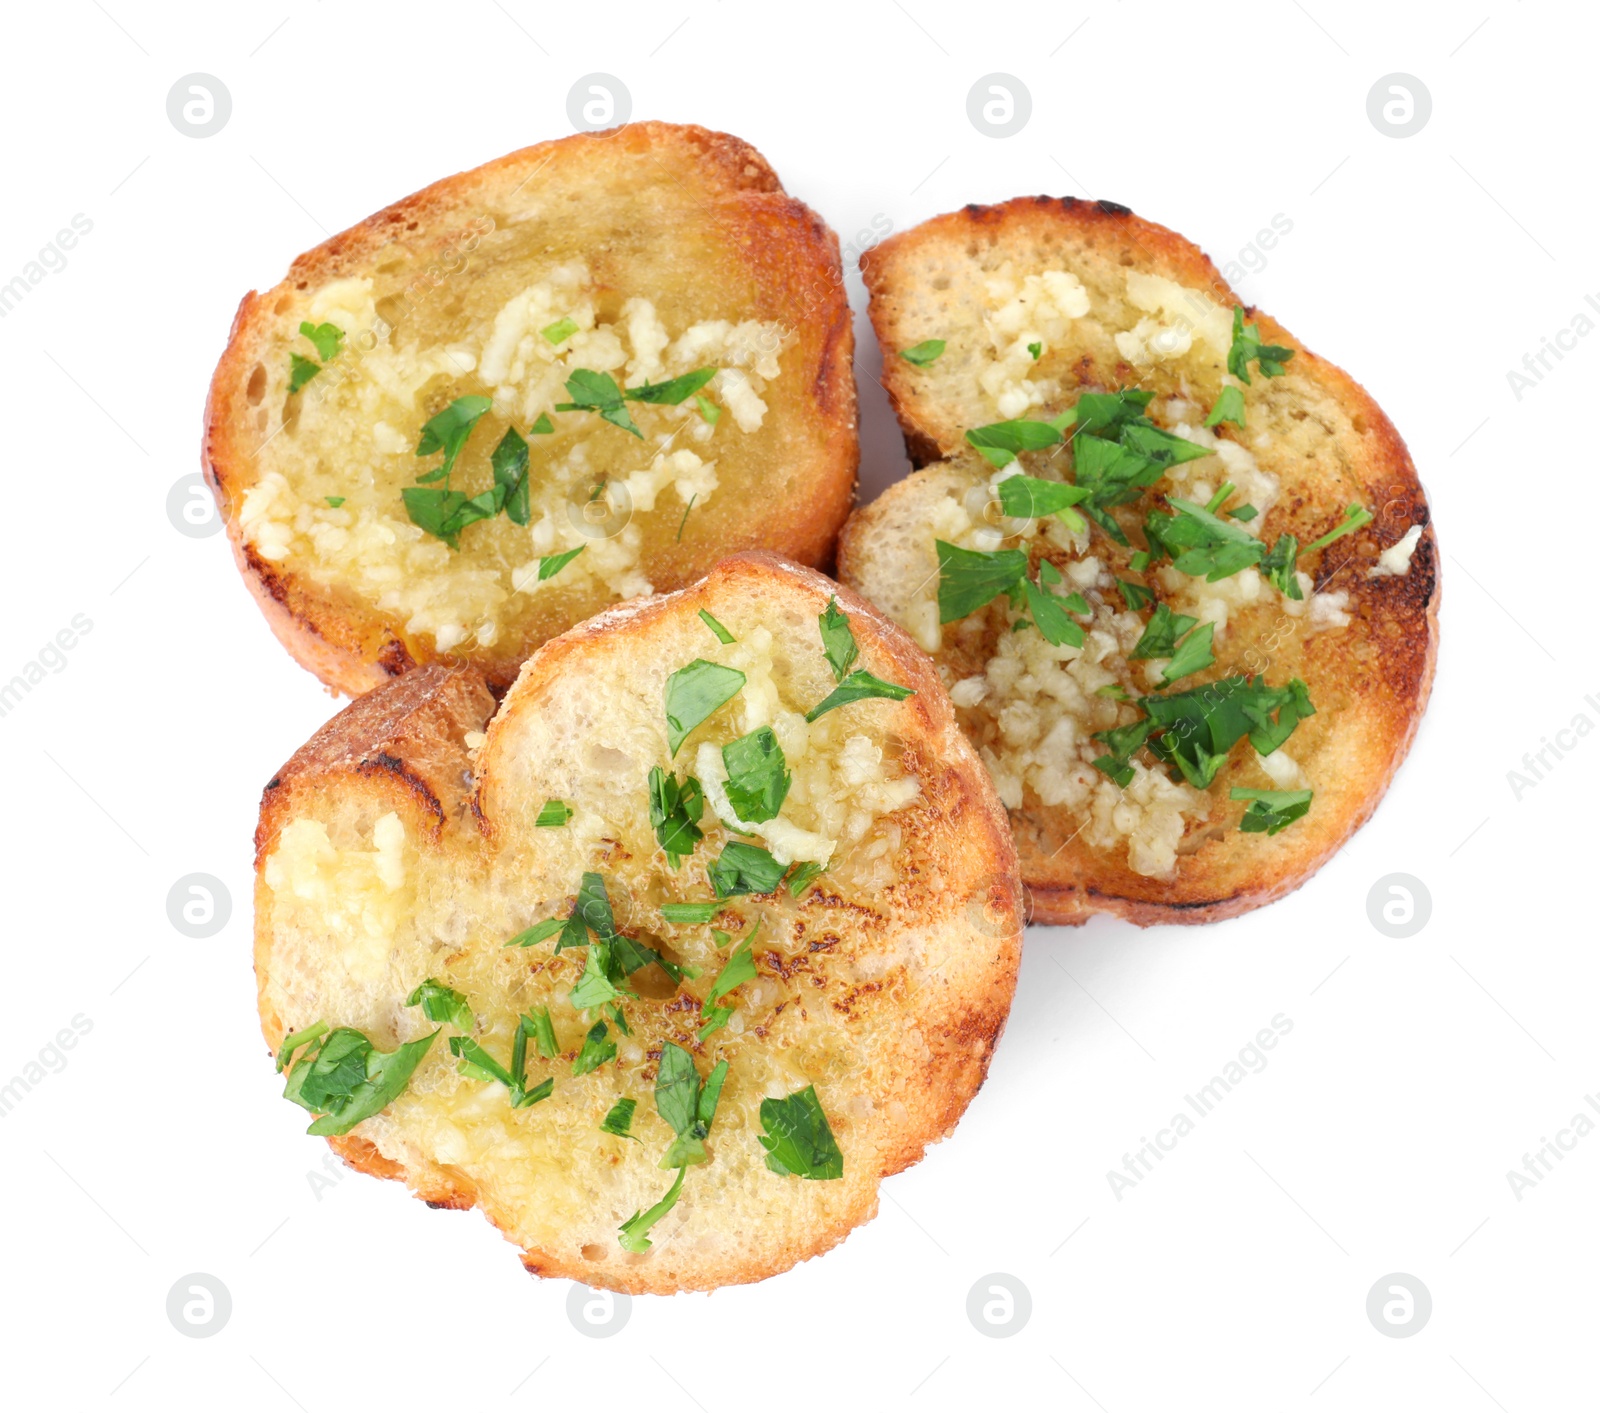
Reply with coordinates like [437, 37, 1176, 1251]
[839, 197, 1438, 925]
[254, 553, 1021, 1292]
[207, 123, 857, 696]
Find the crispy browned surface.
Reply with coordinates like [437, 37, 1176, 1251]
[207, 123, 858, 697]
[842, 196, 1439, 926]
[254, 554, 1021, 1291]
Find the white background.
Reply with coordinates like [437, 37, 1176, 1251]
[1, 2, 1593, 1409]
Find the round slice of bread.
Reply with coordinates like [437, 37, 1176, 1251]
[253, 552, 1021, 1292]
[839, 196, 1439, 926]
[207, 122, 857, 696]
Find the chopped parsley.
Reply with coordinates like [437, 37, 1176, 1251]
[1231, 787, 1314, 835]
[1146, 496, 1266, 582]
[899, 339, 946, 366]
[523, 1008, 559, 1060]
[300, 321, 345, 362]
[404, 978, 473, 1030]
[1229, 504, 1259, 521]
[555, 369, 642, 437]
[1117, 579, 1154, 611]
[281, 1025, 439, 1137]
[449, 1034, 552, 1108]
[699, 608, 736, 645]
[1206, 385, 1246, 428]
[1303, 502, 1373, 553]
[653, 1043, 728, 1170]
[648, 767, 705, 868]
[1227, 306, 1295, 384]
[571, 1019, 616, 1077]
[600, 1096, 639, 1139]
[540, 317, 579, 345]
[535, 799, 574, 827]
[722, 727, 791, 823]
[1160, 621, 1216, 685]
[1021, 577, 1085, 648]
[626, 368, 718, 405]
[491, 426, 531, 526]
[537, 545, 585, 581]
[694, 394, 721, 425]
[324, 496, 345, 508]
[699, 925, 758, 1039]
[1094, 674, 1315, 791]
[402, 396, 503, 549]
[676, 494, 696, 542]
[709, 841, 786, 898]
[758, 1085, 843, 1180]
[995, 473, 1091, 533]
[664, 660, 746, 754]
[786, 861, 825, 897]
[964, 411, 1072, 469]
[935, 542, 1029, 623]
[1028, 341, 1043, 360]
[660, 901, 719, 924]
[569, 941, 625, 1011]
[505, 917, 563, 948]
[288, 353, 321, 393]
[617, 1165, 686, 1253]
[805, 670, 914, 722]
[818, 598, 859, 682]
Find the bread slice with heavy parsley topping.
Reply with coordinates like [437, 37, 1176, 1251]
[838, 196, 1438, 926]
[253, 552, 1021, 1293]
[206, 122, 857, 697]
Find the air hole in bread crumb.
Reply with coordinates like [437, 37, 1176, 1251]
[931, 276, 950, 291]
[581, 1244, 605, 1262]
[246, 363, 266, 404]
[1352, 414, 1368, 434]
[274, 295, 292, 314]
[405, 220, 418, 230]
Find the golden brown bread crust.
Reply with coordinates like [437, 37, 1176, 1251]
[843, 196, 1439, 926]
[254, 553, 1022, 1291]
[206, 122, 858, 698]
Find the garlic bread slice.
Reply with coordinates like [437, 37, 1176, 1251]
[254, 553, 1021, 1292]
[208, 123, 857, 696]
[839, 197, 1438, 925]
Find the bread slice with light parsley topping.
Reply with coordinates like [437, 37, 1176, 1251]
[253, 552, 1021, 1293]
[206, 122, 857, 697]
[838, 196, 1438, 926]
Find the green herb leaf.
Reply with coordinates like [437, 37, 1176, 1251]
[722, 728, 791, 823]
[1227, 306, 1296, 384]
[1117, 580, 1154, 611]
[605, 1001, 632, 1037]
[995, 473, 1091, 527]
[1303, 503, 1373, 553]
[1160, 621, 1216, 685]
[288, 353, 321, 394]
[1069, 388, 1155, 437]
[1118, 422, 1212, 468]
[964, 414, 1070, 469]
[758, 1085, 844, 1180]
[694, 394, 720, 425]
[1022, 577, 1086, 648]
[523, 1008, 559, 1060]
[626, 367, 718, 405]
[571, 1019, 616, 1077]
[664, 660, 747, 753]
[491, 426, 531, 526]
[1072, 434, 1166, 512]
[535, 799, 574, 828]
[570, 942, 624, 1011]
[1229, 504, 1259, 521]
[617, 1164, 686, 1252]
[709, 841, 786, 898]
[1139, 675, 1315, 788]
[648, 767, 705, 867]
[699, 609, 736, 645]
[654, 1042, 704, 1141]
[935, 541, 1029, 623]
[1206, 386, 1246, 428]
[282, 1027, 439, 1137]
[541, 317, 579, 345]
[276, 1021, 328, 1073]
[299, 320, 345, 362]
[538, 545, 585, 581]
[555, 369, 642, 438]
[899, 339, 946, 367]
[703, 926, 759, 1013]
[530, 412, 555, 435]
[1027, 341, 1043, 360]
[698, 1006, 734, 1041]
[1130, 603, 1199, 660]
[601, 1096, 638, 1139]
[661, 901, 719, 924]
[1261, 534, 1304, 599]
[1231, 787, 1313, 835]
[818, 598, 859, 682]
[325, 495, 345, 508]
[804, 670, 915, 722]
[415, 396, 493, 479]
[404, 978, 473, 1030]
[786, 861, 825, 897]
[1154, 497, 1267, 582]
[505, 918, 563, 949]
